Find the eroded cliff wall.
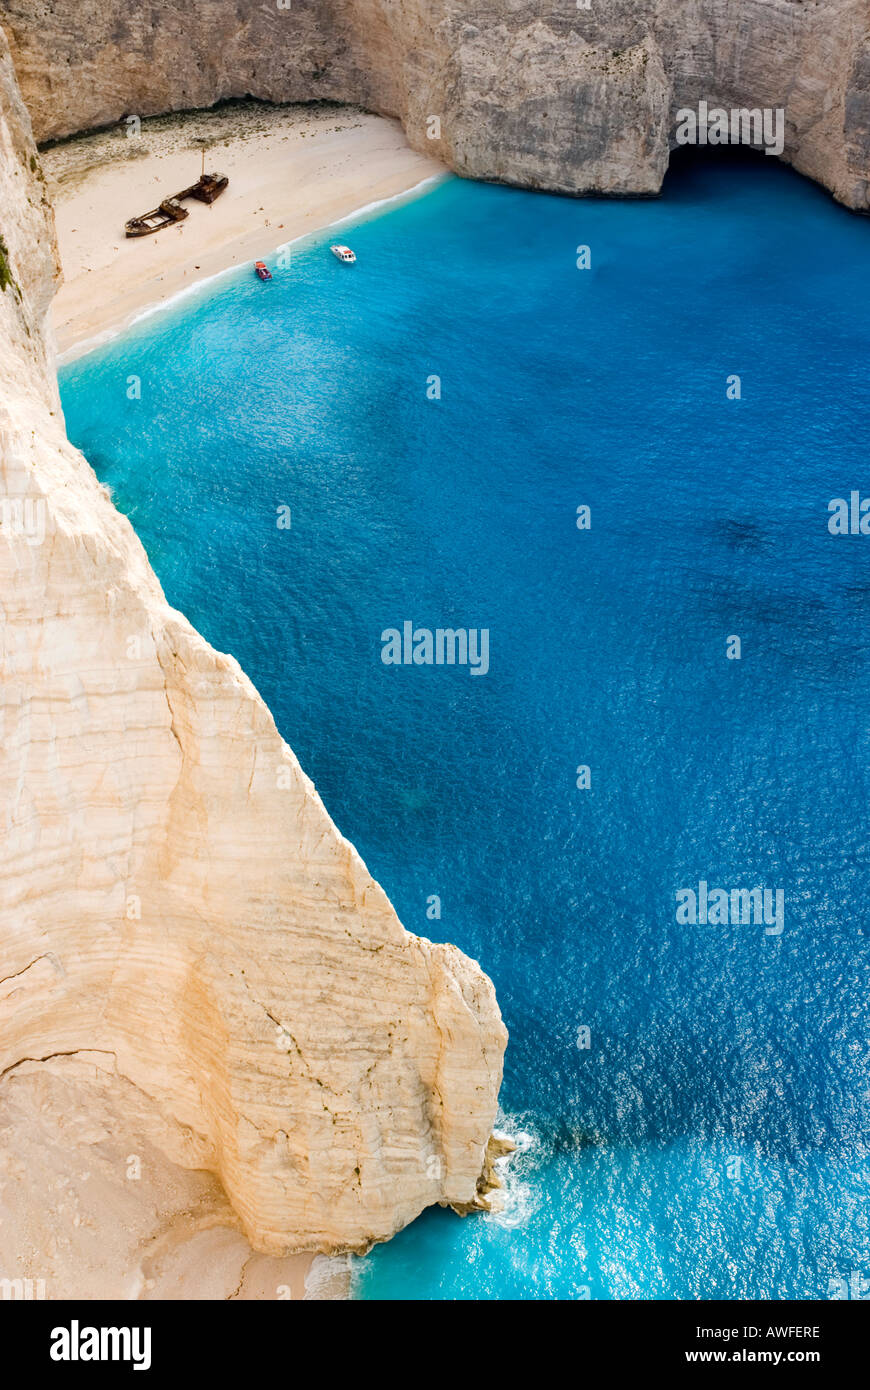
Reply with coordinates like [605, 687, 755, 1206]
[0, 28, 506, 1257]
[1, 0, 868, 209]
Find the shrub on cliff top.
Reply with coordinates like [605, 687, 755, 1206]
[0, 234, 14, 293]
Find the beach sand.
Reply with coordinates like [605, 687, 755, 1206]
[42, 101, 445, 357]
[19, 105, 435, 1298]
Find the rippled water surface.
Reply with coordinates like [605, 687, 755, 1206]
[60, 152, 870, 1299]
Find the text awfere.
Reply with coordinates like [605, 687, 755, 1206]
[381, 622, 490, 675]
[675, 882, 784, 936]
[674, 101, 785, 156]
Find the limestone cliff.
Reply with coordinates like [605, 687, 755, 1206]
[1, 0, 868, 210]
[0, 28, 506, 1259]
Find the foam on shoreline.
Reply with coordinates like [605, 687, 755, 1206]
[45, 102, 445, 361]
[57, 171, 447, 365]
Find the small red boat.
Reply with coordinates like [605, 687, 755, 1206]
[255, 261, 273, 281]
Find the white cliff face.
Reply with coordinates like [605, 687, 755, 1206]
[0, 30, 506, 1256]
[1, 0, 868, 210]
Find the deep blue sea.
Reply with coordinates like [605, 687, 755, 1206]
[60, 151, 870, 1300]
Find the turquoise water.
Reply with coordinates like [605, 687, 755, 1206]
[60, 152, 870, 1300]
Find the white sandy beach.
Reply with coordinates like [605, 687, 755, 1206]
[42, 102, 444, 357]
[28, 105, 441, 1297]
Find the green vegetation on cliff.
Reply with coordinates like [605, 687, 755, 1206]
[0, 232, 14, 292]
